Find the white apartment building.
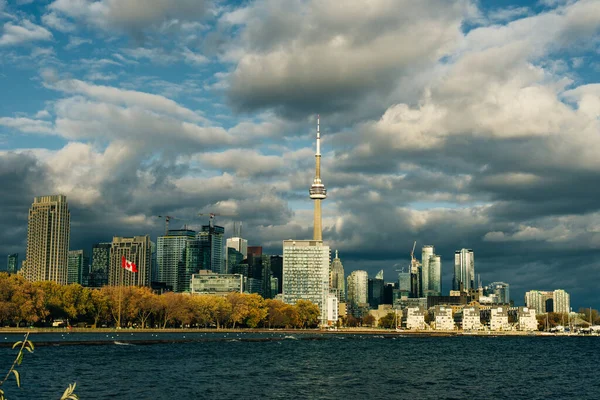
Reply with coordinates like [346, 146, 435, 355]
[434, 306, 455, 330]
[490, 306, 511, 331]
[462, 306, 481, 331]
[518, 307, 538, 331]
[404, 306, 426, 330]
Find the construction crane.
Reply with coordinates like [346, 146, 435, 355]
[198, 212, 235, 228]
[157, 215, 183, 235]
[410, 240, 418, 272]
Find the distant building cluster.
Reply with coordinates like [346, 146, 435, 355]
[6, 118, 574, 330]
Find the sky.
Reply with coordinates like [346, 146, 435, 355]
[0, 0, 599, 309]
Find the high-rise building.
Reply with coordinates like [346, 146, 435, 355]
[197, 224, 225, 274]
[309, 116, 327, 241]
[282, 240, 330, 325]
[421, 245, 441, 297]
[453, 248, 474, 292]
[108, 235, 151, 286]
[553, 289, 570, 313]
[67, 250, 88, 285]
[427, 255, 442, 296]
[368, 270, 384, 308]
[226, 236, 248, 260]
[347, 270, 368, 311]
[421, 245, 434, 295]
[7, 254, 18, 274]
[270, 255, 283, 295]
[157, 229, 197, 292]
[330, 250, 346, 301]
[525, 290, 554, 314]
[487, 282, 510, 304]
[398, 269, 411, 298]
[22, 195, 70, 284]
[89, 243, 110, 287]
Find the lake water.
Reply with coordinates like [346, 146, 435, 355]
[0, 332, 598, 399]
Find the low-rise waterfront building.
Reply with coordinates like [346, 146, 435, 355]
[327, 294, 338, 326]
[190, 270, 243, 295]
[404, 306, 426, 330]
[517, 307, 538, 331]
[490, 306, 511, 331]
[434, 306, 455, 330]
[462, 306, 481, 331]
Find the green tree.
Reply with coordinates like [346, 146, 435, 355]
[362, 314, 376, 327]
[378, 312, 396, 329]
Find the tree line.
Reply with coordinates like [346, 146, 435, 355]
[0, 273, 321, 329]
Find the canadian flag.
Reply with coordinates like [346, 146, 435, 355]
[121, 256, 138, 273]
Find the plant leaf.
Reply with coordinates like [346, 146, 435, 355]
[17, 352, 23, 365]
[60, 382, 78, 400]
[12, 369, 20, 388]
[25, 340, 34, 351]
[12, 341, 23, 349]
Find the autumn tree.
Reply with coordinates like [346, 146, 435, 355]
[129, 287, 159, 329]
[89, 289, 110, 328]
[295, 300, 320, 328]
[265, 299, 288, 328]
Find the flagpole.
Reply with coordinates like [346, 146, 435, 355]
[118, 254, 123, 329]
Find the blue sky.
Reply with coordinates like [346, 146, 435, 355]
[1, 0, 600, 308]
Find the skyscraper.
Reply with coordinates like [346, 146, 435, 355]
[109, 235, 151, 286]
[368, 270, 384, 308]
[67, 250, 88, 285]
[330, 250, 346, 301]
[347, 270, 368, 309]
[487, 282, 510, 304]
[7, 254, 18, 274]
[157, 229, 197, 292]
[309, 116, 327, 241]
[197, 224, 225, 274]
[427, 255, 442, 296]
[226, 236, 248, 260]
[22, 195, 70, 284]
[89, 243, 110, 287]
[282, 240, 330, 325]
[453, 248, 474, 292]
[421, 245, 434, 296]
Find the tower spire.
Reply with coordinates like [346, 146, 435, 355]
[309, 114, 327, 241]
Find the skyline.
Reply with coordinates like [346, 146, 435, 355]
[1, 0, 600, 309]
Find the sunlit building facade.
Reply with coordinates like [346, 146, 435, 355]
[22, 195, 70, 284]
[282, 240, 330, 325]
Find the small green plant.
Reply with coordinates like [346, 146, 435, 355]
[0, 333, 79, 400]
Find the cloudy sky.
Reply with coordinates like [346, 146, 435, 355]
[1, 0, 599, 308]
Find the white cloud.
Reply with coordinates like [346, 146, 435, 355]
[0, 117, 55, 134]
[46, 78, 204, 122]
[0, 19, 53, 46]
[42, 11, 76, 32]
[65, 36, 92, 49]
[48, 0, 212, 32]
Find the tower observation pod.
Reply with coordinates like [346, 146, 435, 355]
[309, 115, 327, 241]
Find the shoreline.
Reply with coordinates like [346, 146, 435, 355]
[0, 327, 567, 336]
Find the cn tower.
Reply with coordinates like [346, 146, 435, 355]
[309, 115, 327, 240]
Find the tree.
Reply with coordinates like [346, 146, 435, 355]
[158, 292, 186, 328]
[89, 290, 109, 328]
[129, 287, 159, 329]
[265, 299, 288, 328]
[212, 296, 231, 329]
[295, 300, 320, 328]
[227, 292, 250, 329]
[362, 314, 376, 327]
[243, 294, 267, 328]
[378, 312, 396, 329]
